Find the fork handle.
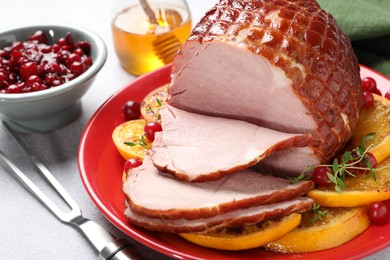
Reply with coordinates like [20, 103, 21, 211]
[99, 239, 143, 260]
[74, 217, 143, 260]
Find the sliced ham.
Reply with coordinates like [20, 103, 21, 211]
[168, 0, 363, 176]
[151, 105, 311, 182]
[125, 197, 314, 233]
[123, 156, 314, 220]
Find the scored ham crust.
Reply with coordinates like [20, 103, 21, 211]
[123, 156, 314, 220]
[168, 0, 363, 176]
[151, 105, 311, 182]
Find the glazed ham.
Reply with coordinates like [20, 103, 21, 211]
[168, 0, 363, 176]
[151, 105, 311, 182]
[123, 156, 314, 220]
[123, 156, 314, 232]
[122, 0, 362, 234]
[125, 197, 313, 233]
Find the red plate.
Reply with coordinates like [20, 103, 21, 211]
[79, 64, 390, 259]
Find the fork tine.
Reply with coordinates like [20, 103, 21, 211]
[0, 150, 80, 222]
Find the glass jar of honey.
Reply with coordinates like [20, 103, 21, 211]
[112, 0, 192, 76]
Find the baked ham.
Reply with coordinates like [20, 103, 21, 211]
[122, 0, 362, 235]
[168, 0, 363, 176]
[125, 197, 313, 233]
[123, 156, 314, 220]
[151, 105, 311, 182]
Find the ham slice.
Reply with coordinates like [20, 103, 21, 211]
[123, 156, 314, 220]
[168, 0, 363, 176]
[125, 197, 314, 233]
[151, 105, 311, 182]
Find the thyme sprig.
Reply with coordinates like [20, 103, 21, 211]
[289, 171, 310, 184]
[310, 202, 328, 223]
[302, 133, 377, 193]
[124, 135, 148, 148]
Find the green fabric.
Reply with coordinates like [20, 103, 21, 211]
[317, 0, 390, 76]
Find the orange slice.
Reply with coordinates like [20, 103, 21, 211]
[371, 135, 390, 164]
[351, 93, 390, 162]
[307, 94, 390, 207]
[179, 213, 301, 251]
[265, 207, 370, 253]
[112, 119, 151, 160]
[140, 84, 168, 122]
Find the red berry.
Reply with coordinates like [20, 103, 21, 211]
[373, 88, 382, 96]
[69, 61, 87, 76]
[369, 202, 389, 225]
[124, 158, 143, 172]
[122, 100, 141, 121]
[76, 41, 91, 55]
[28, 30, 47, 44]
[144, 122, 162, 142]
[311, 166, 332, 186]
[364, 152, 377, 169]
[363, 91, 375, 109]
[32, 82, 47, 92]
[20, 61, 38, 80]
[361, 77, 377, 93]
[25, 75, 42, 87]
[0, 30, 93, 94]
[385, 90, 390, 101]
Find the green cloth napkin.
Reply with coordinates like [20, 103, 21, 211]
[317, 0, 390, 76]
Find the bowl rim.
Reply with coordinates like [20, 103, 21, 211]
[0, 23, 107, 102]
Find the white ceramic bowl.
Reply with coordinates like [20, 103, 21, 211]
[0, 24, 107, 133]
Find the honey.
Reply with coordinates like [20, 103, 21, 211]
[112, 4, 191, 76]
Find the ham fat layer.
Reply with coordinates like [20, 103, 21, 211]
[125, 197, 314, 233]
[151, 105, 311, 182]
[123, 156, 314, 220]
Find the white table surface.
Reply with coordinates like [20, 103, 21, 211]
[0, 1, 387, 259]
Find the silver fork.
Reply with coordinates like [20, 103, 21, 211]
[0, 122, 142, 260]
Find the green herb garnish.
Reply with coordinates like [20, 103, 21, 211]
[310, 202, 328, 223]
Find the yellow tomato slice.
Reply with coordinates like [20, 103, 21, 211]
[112, 119, 151, 160]
[265, 207, 370, 253]
[179, 213, 301, 251]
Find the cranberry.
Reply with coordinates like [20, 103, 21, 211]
[32, 83, 47, 92]
[69, 61, 87, 76]
[20, 62, 38, 80]
[43, 63, 63, 75]
[364, 152, 377, 169]
[363, 91, 375, 109]
[144, 122, 163, 142]
[40, 45, 52, 54]
[362, 77, 377, 93]
[25, 75, 42, 87]
[373, 88, 382, 96]
[385, 90, 390, 101]
[122, 100, 141, 121]
[44, 74, 63, 87]
[57, 37, 67, 46]
[66, 53, 81, 67]
[311, 166, 332, 186]
[124, 158, 143, 172]
[0, 30, 93, 94]
[76, 41, 91, 55]
[28, 30, 47, 43]
[369, 202, 389, 225]
[6, 83, 24, 93]
[73, 48, 84, 56]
